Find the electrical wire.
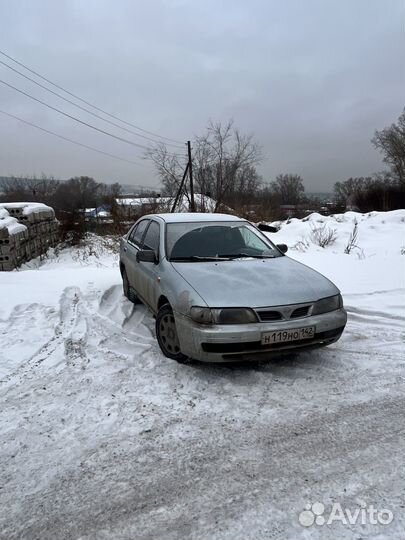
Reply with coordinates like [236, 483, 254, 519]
[0, 49, 184, 145]
[0, 109, 145, 166]
[0, 59, 184, 149]
[0, 78, 184, 157]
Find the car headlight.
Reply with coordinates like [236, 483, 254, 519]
[189, 306, 213, 324]
[312, 294, 343, 315]
[190, 306, 258, 325]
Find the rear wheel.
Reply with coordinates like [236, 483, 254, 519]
[156, 304, 187, 362]
[122, 268, 137, 303]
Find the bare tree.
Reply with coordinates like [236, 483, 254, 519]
[53, 176, 102, 212]
[148, 144, 188, 193]
[333, 177, 370, 206]
[0, 174, 60, 203]
[372, 108, 405, 183]
[148, 120, 262, 211]
[334, 173, 405, 212]
[269, 174, 305, 205]
[194, 121, 262, 211]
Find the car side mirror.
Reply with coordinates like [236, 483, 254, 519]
[137, 250, 157, 263]
[277, 244, 288, 254]
[258, 223, 278, 233]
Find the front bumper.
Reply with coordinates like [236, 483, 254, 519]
[175, 308, 347, 362]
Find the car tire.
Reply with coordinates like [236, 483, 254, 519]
[122, 268, 138, 304]
[156, 304, 188, 362]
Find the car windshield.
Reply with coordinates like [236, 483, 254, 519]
[166, 221, 282, 261]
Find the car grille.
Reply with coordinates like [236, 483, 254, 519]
[256, 303, 312, 322]
[290, 306, 310, 318]
[257, 310, 283, 321]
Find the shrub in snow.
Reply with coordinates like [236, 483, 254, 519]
[292, 237, 310, 252]
[69, 234, 119, 266]
[344, 219, 359, 254]
[308, 223, 337, 248]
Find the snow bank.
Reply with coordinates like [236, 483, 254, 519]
[267, 209, 405, 258]
[0, 235, 118, 318]
[264, 209, 405, 297]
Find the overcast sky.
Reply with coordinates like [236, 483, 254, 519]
[0, 0, 404, 191]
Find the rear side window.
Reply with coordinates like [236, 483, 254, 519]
[129, 219, 149, 246]
[142, 221, 160, 255]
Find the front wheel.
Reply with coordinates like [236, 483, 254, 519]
[156, 304, 187, 362]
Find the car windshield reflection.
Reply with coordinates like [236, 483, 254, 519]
[166, 222, 281, 261]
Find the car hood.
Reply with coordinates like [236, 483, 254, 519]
[171, 256, 339, 308]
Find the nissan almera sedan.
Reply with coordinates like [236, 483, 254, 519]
[119, 213, 347, 362]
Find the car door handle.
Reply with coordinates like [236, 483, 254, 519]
[123, 247, 127, 252]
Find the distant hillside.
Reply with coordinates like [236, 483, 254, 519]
[307, 191, 333, 201]
[0, 177, 160, 195]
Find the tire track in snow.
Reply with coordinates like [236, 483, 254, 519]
[345, 305, 405, 323]
[338, 289, 405, 362]
[96, 284, 155, 343]
[0, 287, 89, 387]
[1, 284, 156, 389]
[85, 284, 155, 362]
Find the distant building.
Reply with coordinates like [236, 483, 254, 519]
[83, 204, 111, 219]
[115, 194, 218, 217]
[279, 204, 297, 217]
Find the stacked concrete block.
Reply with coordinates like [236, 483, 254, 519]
[0, 203, 59, 271]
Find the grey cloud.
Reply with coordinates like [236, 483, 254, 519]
[0, 0, 403, 191]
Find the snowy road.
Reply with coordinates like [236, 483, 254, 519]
[0, 213, 404, 539]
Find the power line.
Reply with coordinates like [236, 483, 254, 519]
[0, 59, 184, 149]
[0, 109, 145, 166]
[0, 48, 184, 146]
[0, 78, 184, 157]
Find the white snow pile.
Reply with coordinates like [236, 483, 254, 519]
[268, 209, 405, 256]
[0, 201, 55, 217]
[0, 206, 27, 235]
[22, 232, 119, 268]
[264, 209, 405, 295]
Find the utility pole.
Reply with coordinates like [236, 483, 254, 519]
[187, 140, 196, 211]
[171, 162, 189, 213]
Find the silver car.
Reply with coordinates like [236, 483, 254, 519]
[119, 213, 347, 362]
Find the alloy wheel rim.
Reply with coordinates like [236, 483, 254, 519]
[159, 314, 181, 355]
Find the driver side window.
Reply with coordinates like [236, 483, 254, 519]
[129, 219, 149, 247]
[142, 221, 160, 258]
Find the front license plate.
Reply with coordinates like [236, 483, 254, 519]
[261, 326, 315, 345]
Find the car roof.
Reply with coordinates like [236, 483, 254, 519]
[147, 212, 246, 223]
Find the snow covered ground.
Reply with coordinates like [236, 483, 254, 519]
[0, 211, 404, 539]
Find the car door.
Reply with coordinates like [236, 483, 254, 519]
[125, 218, 150, 293]
[136, 219, 161, 310]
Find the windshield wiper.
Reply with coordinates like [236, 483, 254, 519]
[170, 255, 231, 262]
[218, 252, 275, 259]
